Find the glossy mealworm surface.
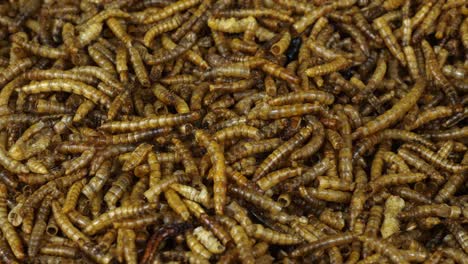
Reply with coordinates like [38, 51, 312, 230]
[0, 0, 466, 263]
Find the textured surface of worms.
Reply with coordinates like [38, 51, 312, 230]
[0, 0, 466, 263]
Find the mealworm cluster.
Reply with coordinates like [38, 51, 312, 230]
[0, 0, 466, 263]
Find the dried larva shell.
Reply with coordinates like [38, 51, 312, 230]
[247, 224, 303, 245]
[353, 79, 426, 139]
[19, 79, 111, 107]
[256, 167, 303, 191]
[26, 158, 49, 174]
[0, 183, 25, 260]
[62, 179, 87, 214]
[83, 203, 157, 235]
[99, 111, 201, 133]
[195, 130, 226, 215]
[399, 204, 462, 219]
[253, 124, 314, 180]
[104, 172, 132, 209]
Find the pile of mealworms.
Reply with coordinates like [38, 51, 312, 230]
[0, 0, 467, 263]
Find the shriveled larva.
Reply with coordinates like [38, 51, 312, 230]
[157, 35, 210, 69]
[146, 151, 161, 189]
[184, 199, 207, 220]
[315, 175, 355, 192]
[161, 74, 198, 86]
[0, 145, 29, 174]
[104, 172, 132, 209]
[24, 69, 98, 85]
[256, 167, 303, 191]
[402, 143, 467, 173]
[228, 185, 282, 214]
[0, 232, 19, 264]
[421, 40, 459, 106]
[380, 195, 405, 239]
[400, 204, 462, 220]
[352, 53, 387, 104]
[213, 124, 262, 143]
[39, 244, 79, 258]
[307, 38, 350, 61]
[358, 235, 408, 264]
[8, 120, 51, 158]
[144, 170, 189, 202]
[290, 233, 354, 258]
[269, 90, 335, 106]
[62, 179, 86, 214]
[285, 158, 331, 191]
[61, 148, 95, 175]
[67, 209, 92, 230]
[193, 226, 225, 254]
[440, 247, 468, 264]
[380, 151, 410, 173]
[186, 231, 212, 259]
[353, 128, 435, 161]
[11, 35, 67, 59]
[302, 187, 352, 203]
[325, 129, 344, 150]
[73, 100, 95, 123]
[396, 148, 443, 184]
[195, 130, 226, 215]
[352, 79, 426, 139]
[0, 183, 25, 260]
[165, 189, 191, 221]
[170, 184, 210, 208]
[461, 17, 468, 49]
[248, 103, 329, 121]
[215, 8, 293, 23]
[412, 0, 443, 42]
[371, 16, 406, 66]
[84, 203, 157, 235]
[105, 17, 132, 48]
[85, 128, 170, 146]
[435, 174, 465, 204]
[128, 46, 150, 87]
[405, 106, 454, 130]
[161, 251, 209, 264]
[208, 16, 256, 34]
[112, 214, 159, 230]
[292, 3, 338, 34]
[171, 138, 200, 183]
[269, 31, 291, 56]
[225, 224, 254, 264]
[290, 118, 325, 161]
[253, 124, 314, 180]
[143, 0, 201, 24]
[198, 213, 233, 247]
[19, 79, 111, 107]
[99, 111, 200, 133]
[209, 79, 255, 94]
[144, 32, 198, 65]
[51, 200, 90, 244]
[143, 13, 188, 47]
[201, 63, 251, 80]
[152, 83, 190, 114]
[121, 143, 153, 172]
[82, 160, 112, 200]
[305, 57, 351, 77]
[369, 172, 427, 193]
[71, 66, 124, 92]
[318, 208, 345, 231]
[246, 223, 303, 246]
